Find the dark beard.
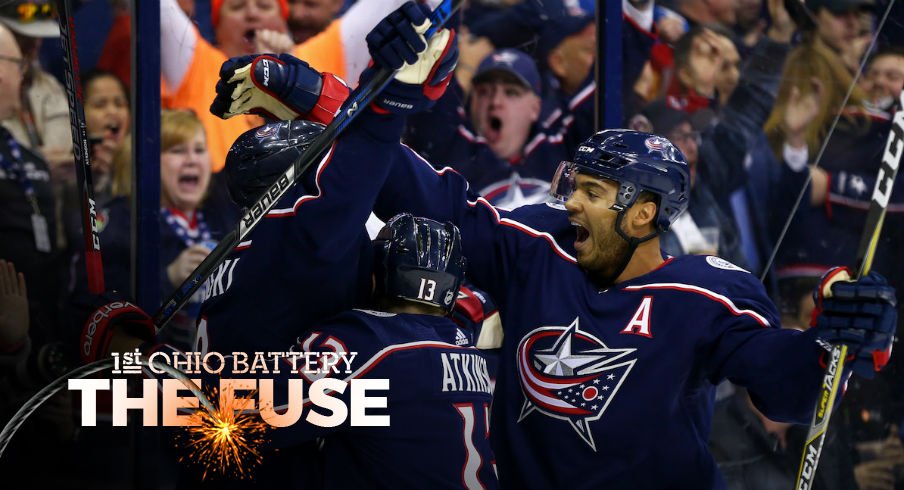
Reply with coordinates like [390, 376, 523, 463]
[586, 230, 635, 288]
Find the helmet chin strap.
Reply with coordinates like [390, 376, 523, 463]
[602, 211, 660, 286]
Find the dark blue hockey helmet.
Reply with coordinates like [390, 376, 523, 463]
[373, 213, 467, 313]
[225, 120, 325, 207]
[550, 129, 690, 234]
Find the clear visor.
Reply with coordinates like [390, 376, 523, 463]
[549, 161, 577, 202]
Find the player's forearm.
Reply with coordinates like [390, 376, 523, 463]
[373, 146, 512, 296]
[739, 328, 830, 424]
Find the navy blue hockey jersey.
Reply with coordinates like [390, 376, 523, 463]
[370, 144, 834, 490]
[244, 309, 498, 490]
[197, 112, 404, 355]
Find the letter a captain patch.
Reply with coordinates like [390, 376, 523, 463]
[621, 296, 653, 338]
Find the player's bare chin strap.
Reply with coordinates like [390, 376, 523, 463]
[603, 211, 661, 287]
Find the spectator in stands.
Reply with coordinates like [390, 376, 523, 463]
[0, 20, 60, 361]
[668, 26, 741, 113]
[160, 0, 289, 173]
[82, 70, 129, 202]
[76, 110, 227, 349]
[671, 0, 738, 30]
[764, 41, 867, 159]
[286, 0, 343, 43]
[803, 0, 875, 74]
[536, 5, 595, 100]
[405, 48, 570, 210]
[861, 46, 904, 112]
[460, 0, 599, 139]
[734, 0, 767, 51]
[0, 0, 71, 185]
[57, 70, 130, 255]
[212, 0, 290, 58]
[731, 0, 796, 59]
[257, 0, 443, 84]
[470, 50, 543, 162]
[534, 5, 597, 147]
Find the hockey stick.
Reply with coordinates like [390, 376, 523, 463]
[0, 355, 216, 459]
[152, 0, 459, 329]
[55, 0, 104, 294]
[794, 89, 904, 490]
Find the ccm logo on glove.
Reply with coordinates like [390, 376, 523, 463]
[262, 58, 271, 87]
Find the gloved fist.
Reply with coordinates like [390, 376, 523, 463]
[78, 291, 155, 364]
[810, 267, 897, 378]
[360, 1, 458, 115]
[211, 53, 349, 124]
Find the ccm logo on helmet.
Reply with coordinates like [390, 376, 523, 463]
[82, 301, 136, 356]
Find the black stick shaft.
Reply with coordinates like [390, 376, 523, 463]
[56, 0, 105, 294]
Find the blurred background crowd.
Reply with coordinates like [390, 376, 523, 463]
[0, 0, 903, 488]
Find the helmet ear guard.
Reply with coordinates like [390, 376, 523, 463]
[373, 214, 467, 312]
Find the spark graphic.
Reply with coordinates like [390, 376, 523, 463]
[176, 386, 269, 480]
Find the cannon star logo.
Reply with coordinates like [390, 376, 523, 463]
[517, 318, 636, 451]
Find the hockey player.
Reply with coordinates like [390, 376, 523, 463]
[371, 131, 898, 490]
[218, 213, 498, 489]
[210, 6, 896, 490]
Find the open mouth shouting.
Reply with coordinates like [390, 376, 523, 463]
[177, 170, 203, 194]
[483, 115, 503, 143]
[104, 122, 122, 140]
[243, 29, 257, 51]
[571, 220, 590, 253]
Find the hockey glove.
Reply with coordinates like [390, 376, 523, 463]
[78, 291, 156, 364]
[810, 266, 897, 379]
[211, 53, 349, 124]
[358, 1, 458, 115]
[451, 284, 504, 350]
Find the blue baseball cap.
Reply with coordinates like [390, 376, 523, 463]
[472, 49, 542, 96]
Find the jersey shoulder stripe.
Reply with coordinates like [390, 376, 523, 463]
[623, 282, 771, 327]
[265, 142, 338, 217]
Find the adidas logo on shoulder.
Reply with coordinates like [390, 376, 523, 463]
[455, 328, 469, 346]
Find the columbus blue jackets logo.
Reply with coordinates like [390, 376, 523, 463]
[644, 136, 682, 161]
[254, 125, 279, 139]
[644, 136, 670, 155]
[517, 318, 636, 451]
